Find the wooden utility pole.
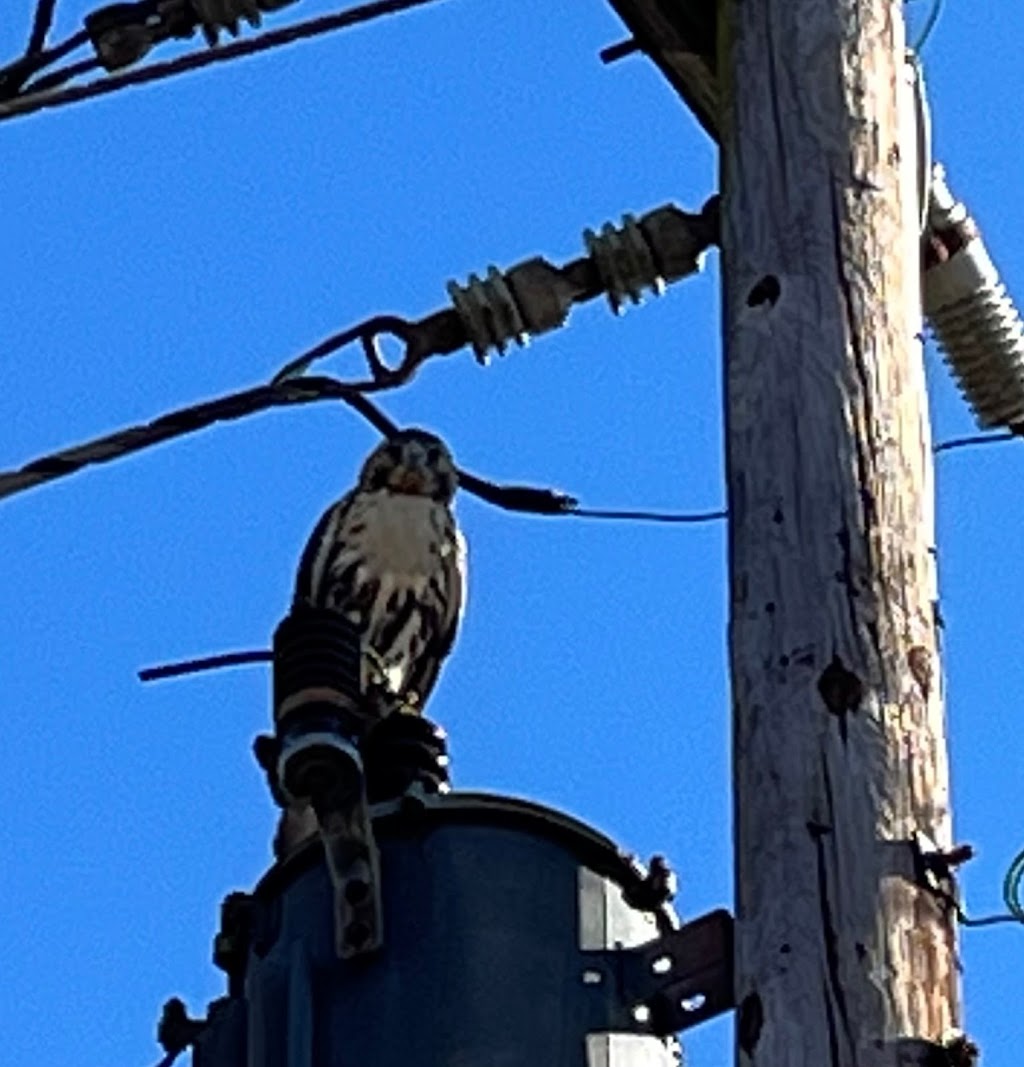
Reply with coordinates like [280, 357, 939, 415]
[719, 2, 960, 1065]
[605, 1, 963, 1061]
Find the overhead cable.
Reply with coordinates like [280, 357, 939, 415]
[27, 0, 59, 55]
[0, 0, 450, 122]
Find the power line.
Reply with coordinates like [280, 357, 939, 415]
[4, 370, 1014, 508]
[0, 377, 397, 501]
[0, 375, 578, 516]
[933, 430, 1017, 454]
[912, 0, 944, 52]
[571, 507, 726, 524]
[0, 0, 451, 123]
[270, 313, 438, 392]
[27, 0, 59, 55]
[26, 56, 99, 93]
[0, 361, 1018, 519]
[931, 845, 1024, 929]
[0, 370, 735, 528]
[139, 649, 274, 682]
[0, 27, 89, 97]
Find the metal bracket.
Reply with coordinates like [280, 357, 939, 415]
[582, 908, 734, 1036]
[157, 996, 211, 1064]
[212, 891, 254, 997]
[315, 786, 384, 959]
[156, 994, 247, 1067]
[876, 1034, 979, 1067]
[621, 853, 678, 915]
[909, 831, 975, 915]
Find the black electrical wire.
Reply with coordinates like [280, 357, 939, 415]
[0, 27, 89, 97]
[0, 377, 396, 503]
[3, 369, 1020, 524]
[572, 507, 727, 524]
[957, 910, 1022, 928]
[27, 0, 59, 54]
[933, 430, 1016, 454]
[932, 845, 1024, 929]
[0, 0, 451, 122]
[0, 374, 740, 528]
[24, 56, 100, 93]
[139, 649, 273, 681]
[956, 846, 1024, 927]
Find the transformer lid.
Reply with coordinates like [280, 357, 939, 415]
[256, 790, 679, 931]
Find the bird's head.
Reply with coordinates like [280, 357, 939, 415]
[358, 429, 458, 503]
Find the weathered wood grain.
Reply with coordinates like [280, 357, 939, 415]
[719, 1, 959, 1065]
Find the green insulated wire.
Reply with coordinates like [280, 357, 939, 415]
[913, 0, 944, 52]
[1002, 847, 1024, 922]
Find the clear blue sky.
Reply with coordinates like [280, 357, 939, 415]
[2, 2, 1020, 1065]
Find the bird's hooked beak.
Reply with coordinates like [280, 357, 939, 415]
[389, 446, 429, 493]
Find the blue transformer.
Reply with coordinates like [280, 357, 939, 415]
[191, 791, 715, 1067]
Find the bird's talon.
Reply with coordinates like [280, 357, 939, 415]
[363, 647, 391, 689]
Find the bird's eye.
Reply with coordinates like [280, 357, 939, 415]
[386, 444, 403, 463]
[426, 446, 442, 464]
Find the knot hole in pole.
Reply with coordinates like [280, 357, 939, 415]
[746, 275, 781, 308]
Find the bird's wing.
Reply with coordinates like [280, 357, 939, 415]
[405, 520, 466, 707]
[292, 490, 354, 607]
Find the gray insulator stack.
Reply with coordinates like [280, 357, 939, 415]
[923, 164, 1024, 430]
[446, 202, 714, 364]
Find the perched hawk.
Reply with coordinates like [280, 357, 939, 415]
[294, 429, 466, 716]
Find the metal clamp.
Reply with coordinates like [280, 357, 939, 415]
[909, 831, 975, 915]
